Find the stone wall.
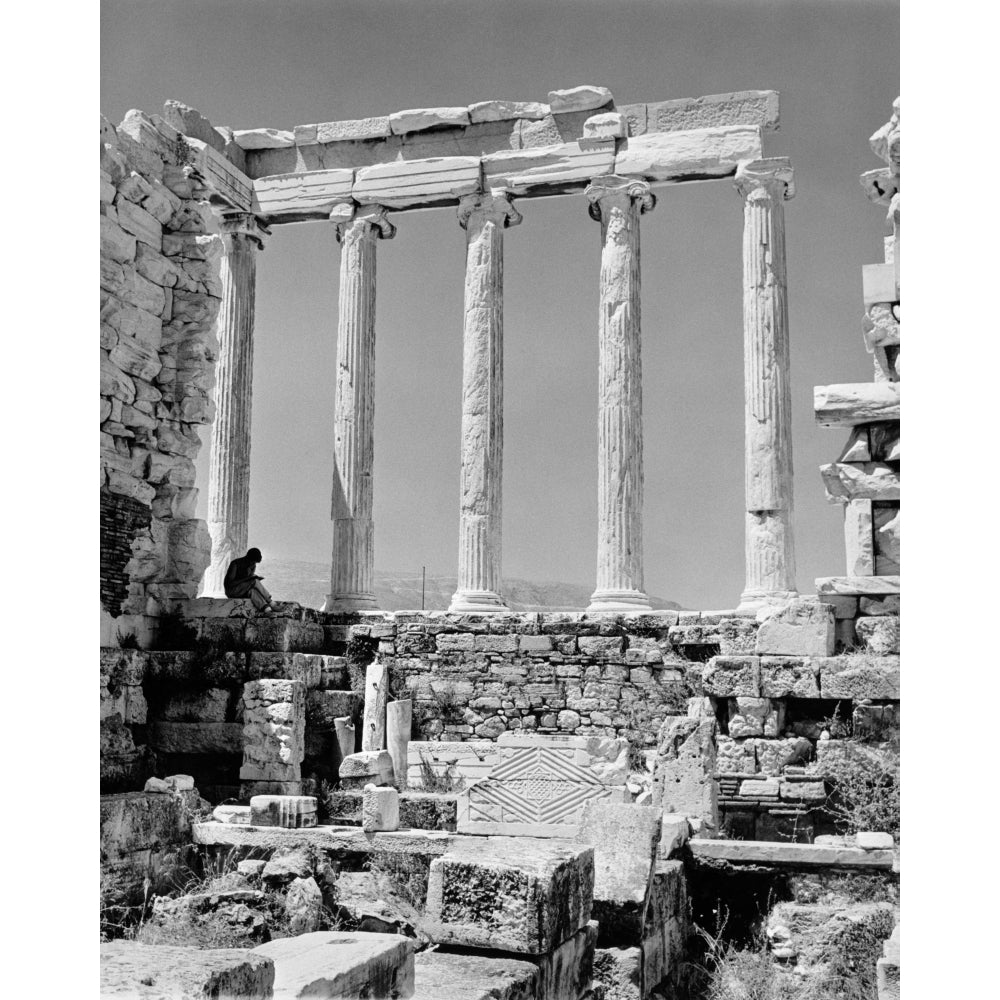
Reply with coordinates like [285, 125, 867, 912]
[101, 107, 225, 631]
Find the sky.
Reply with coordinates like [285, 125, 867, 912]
[100, 0, 899, 609]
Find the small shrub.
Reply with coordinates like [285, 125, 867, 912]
[345, 635, 379, 692]
[820, 740, 900, 839]
[416, 751, 463, 793]
[116, 631, 140, 650]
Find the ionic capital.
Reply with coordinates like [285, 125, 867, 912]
[221, 211, 270, 250]
[585, 174, 656, 222]
[734, 158, 795, 202]
[457, 190, 522, 231]
[330, 202, 397, 244]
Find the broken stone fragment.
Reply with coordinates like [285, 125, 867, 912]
[467, 99, 550, 123]
[388, 106, 471, 135]
[857, 831, 894, 850]
[233, 128, 295, 150]
[144, 777, 171, 794]
[339, 749, 394, 789]
[583, 111, 628, 139]
[249, 795, 318, 829]
[284, 876, 323, 935]
[548, 85, 614, 113]
[615, 126, 763, 181]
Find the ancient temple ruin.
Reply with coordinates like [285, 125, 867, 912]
[100, 87, 900, 1000]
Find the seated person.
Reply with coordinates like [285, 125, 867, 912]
[223, 547, 273, 613]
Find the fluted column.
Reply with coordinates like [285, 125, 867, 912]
[449, 191, 522, 613]
[323, 205, 396, 613]
[586, 176, 655, 612]
[734, 158, 798, 610]
[204, 212, 269, 596]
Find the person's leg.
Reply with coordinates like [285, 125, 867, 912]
[257, 582, 272, 604]
[249, 585, 269, 611]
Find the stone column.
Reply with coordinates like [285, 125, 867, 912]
[449, 191, 522, 613]
[204, 212, 269, 596]
[734, 159, 798, 610]
[323, 205, 396, 612]
[586, 176, 655, 612]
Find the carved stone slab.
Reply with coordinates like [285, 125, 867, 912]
[253, 169, 354, 223]
[456, 733, 630, 837]
[183, 136, 255, 212]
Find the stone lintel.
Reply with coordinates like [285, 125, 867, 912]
[182, 136, 256, 212]
[253, 169, 355, 224]
[353, 156, 482, 209]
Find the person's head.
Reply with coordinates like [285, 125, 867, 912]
[246, 547, 262, 564]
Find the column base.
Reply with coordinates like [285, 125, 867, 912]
[448, 589, 509, 613]
[322, 593, 379, 613]
[587, 588, 652, 612]
[736, 589, 799, 614]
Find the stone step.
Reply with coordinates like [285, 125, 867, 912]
[101, 941, 274, 998]
[251, 931, 415, 999]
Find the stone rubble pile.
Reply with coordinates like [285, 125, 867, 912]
[813, 97, 901, 649]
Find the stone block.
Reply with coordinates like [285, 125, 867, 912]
[651, 717, 718, 834]
[759, 657, 821, 698]
[755, 601, 835, 657]
[536, 920, 597, 1000]
[688, 838, 894, 869]
[778, 780, 826, 803]
[815, 576, 900, 597]
[353, 155, 481, 208]
[857, 831, 894, 850]
[482, 140, 616, 195]
[457, 733, 630, 836]
[615, 126, 763, 181]
[728, 698, 783, 739]
[647, 89, 780, 133]
[100, 791, 192, 861]
[389, 106, 471, 134]
[658, 814, 691, 859]
[251, 931, 415, 999]
[814, 382, 899, 427]
[362, 784, 400, 832]
[252, 168, 354, 223]
[412, 950, 538, 1000]
[249, 795, 318, 829]
[148, 722, 244, 755]
[703, 656, 760, 697]
[819, 655, 900, 700]
[716, 735, 757, 774]
[755, 738, 812, 776]
[852, 702, 899, 742]
[548, 85, 613, 113]
[575, 801, 660, 945]
[467, 99, 549, 124]
[340, 749, 395, 789]
[101, 942, 275, 998]
[583, 111, 628, 138]
[859, 594, 900, 616]
[425, 836, 594, 954]
[856, 616, 900, 655]
[233, 127, 295, 149]
[822, 463, 900, 502]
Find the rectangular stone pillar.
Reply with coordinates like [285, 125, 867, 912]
[734, 159, 798, 611]
[203, 213, 268, 596]
[324, 205, 395, 612]
[585, 176, 656, 612]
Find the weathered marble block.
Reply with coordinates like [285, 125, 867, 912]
[251, 931, 414, 1000]
[755, 601, 835, 657]
[362, 784, 400, 832]
[703, 656, 761, 697]
[340, 749, 395, 789]
[424, 836, 595, 954]
[818, 655, 900, 700]
[457, 733, 630, 837]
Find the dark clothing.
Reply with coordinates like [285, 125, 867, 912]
[224, 556, 259, 599]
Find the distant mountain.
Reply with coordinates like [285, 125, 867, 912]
[255, 559, 683, 613]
